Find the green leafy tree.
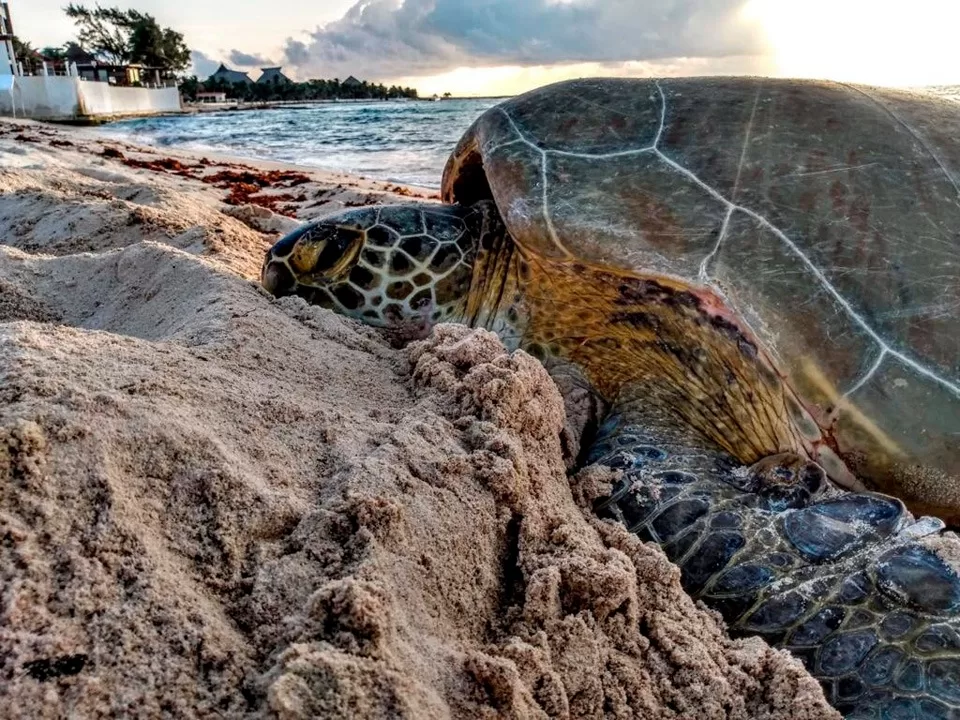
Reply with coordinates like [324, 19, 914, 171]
[63, 4, 131, 63]
[11, 36, 35, 60]
[178, 75, 200, 101]
[40, 46, 68, 60]
[129, 20, 190, 71]
[63, 4, 191, 73]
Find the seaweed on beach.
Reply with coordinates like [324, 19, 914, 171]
[121, 155, 200, 176]
[202, 169, 310, 216]
[109, 153, 311, 217]
[203, 168, 311, 188]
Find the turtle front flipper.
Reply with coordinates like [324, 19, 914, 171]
[589, 394, 960, 719]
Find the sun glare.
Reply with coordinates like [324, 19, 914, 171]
[397, 57, 772, 98]
[744, 0, 960, 87]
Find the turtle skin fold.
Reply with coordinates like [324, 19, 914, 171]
[588, 404, 960, 720]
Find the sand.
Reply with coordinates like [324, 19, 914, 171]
[0, 118, 838, 719]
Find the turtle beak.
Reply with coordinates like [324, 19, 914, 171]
[261, 256, 295, 297]
[261, 223, 314, 297]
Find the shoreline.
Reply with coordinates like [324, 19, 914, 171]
[11, 115, 440, 194]
[0, 116, 439, 262]
[91, 129, 443, 196]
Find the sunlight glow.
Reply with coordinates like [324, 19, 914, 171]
[393, 56, 772, 98]
[743, 0, 960, 87]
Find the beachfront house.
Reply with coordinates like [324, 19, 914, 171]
[0, 1, 180, 121]
[342, 76, 362, 89]
[257, 67, 292, 86]
[208, 63, 253, 85]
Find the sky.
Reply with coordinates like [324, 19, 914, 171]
[9, 0, 960, 96]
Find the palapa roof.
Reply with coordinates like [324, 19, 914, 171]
[65, 44, 97, 65]
[342, 75, 362, 87]
[256, 66, 291, 85]
[208, 63, 253, 85]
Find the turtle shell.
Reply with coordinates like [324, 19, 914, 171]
[441, 77, 960, 519]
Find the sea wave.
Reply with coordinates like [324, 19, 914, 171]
[96, 99, 498, 188]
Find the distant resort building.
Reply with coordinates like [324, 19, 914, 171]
[51, 43, 166, 87]
[257, 67, 291, 85]
[342, 75, 362, 88]
[208, 63, 253, 85]
[196, 91, 227, 104]
[65, 43, 96, 74]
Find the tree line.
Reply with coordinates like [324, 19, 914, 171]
[180, 77, 419, 103]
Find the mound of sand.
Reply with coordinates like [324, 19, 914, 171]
[0, 119, 837, 719]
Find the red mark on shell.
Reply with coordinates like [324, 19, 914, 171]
[807, 149, 828, 173]
[850, 194, 871, 235]
[829, 180, 847, 213]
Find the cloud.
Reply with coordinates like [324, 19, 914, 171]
[190, 50, 220, 78]
[280, 0, 765, 80]
[283, 40, 310, 67]
[228, 49, 274, 67]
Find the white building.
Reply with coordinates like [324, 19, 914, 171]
[1, 1, 17, 76]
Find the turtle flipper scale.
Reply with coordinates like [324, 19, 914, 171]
[590, 401, 960, 719]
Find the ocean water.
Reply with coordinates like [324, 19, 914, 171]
[924, 85, 960, 103]
[97, 99, 500, 189]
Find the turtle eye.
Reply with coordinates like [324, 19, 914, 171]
[289, 225, 364, 279]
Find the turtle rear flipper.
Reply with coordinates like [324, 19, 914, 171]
[590, 395, 960, 717]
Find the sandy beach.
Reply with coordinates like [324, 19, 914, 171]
[0, 118, 838, 719]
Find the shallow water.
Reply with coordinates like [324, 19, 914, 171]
[96, 99, 500, 189]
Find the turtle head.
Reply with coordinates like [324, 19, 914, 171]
[262, 203, 490, 330]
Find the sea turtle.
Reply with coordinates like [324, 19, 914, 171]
[261, 78, 960, 718]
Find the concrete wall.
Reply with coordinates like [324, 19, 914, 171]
[77, 82, 180, 117]
[0, 76, 80, 119]
[0, 76, 181, 120]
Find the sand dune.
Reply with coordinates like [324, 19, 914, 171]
[0, 119, 836, 719]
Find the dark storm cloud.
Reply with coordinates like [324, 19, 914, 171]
[280, 0, 763, 78]
[228, 49, 274, 67]
[190, 50, 220, 78]
[283, 39, 310, 66]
